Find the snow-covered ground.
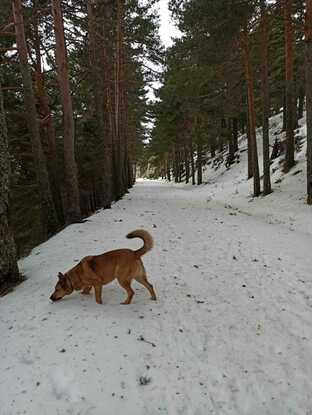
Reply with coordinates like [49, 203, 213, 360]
[1, 114, 312, 415]
[198, 112, 311, 236]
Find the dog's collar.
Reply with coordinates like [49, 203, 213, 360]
[66, 275, 75, 291]
[67, 273, 82, 291]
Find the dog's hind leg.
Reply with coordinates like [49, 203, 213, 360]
[81, 286, 92, 295]
[118, 279, 134, 305]
[135, 275, 157, 301]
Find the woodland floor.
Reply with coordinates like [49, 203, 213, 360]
[1, 179, 312, 414]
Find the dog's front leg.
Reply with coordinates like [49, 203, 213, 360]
[94, 285, 103, 304]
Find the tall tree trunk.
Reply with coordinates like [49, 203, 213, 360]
[87, 0, 112, 208]
[283, 0, 295, 172]
[87, 0, 106, 208]
[127, 154, 134, 188]
[175, 147, 180, 182]
[184, 145, 190, 184]
[166, 155, 171, 181]
[247, 118, 253, 179]
[293, 85, 299, 129]
[242, 28, 261, 196]
[197, 141, 203, 185]
[190, 140, 196, 185]
[233, 117, 239, 153]
[306, 0, 312, 205]
[33, 12, 64, 223]
[282, 93, 287, 131]
[13, 0, 58, 236]
[226, 118, 235, 164]
[0, 81, 21, 293]
[101, 1, 116, 200]
[52, 0, 81, 223]
[173, 147, 178, 182]
[114, 0, 127, 198]
[260, 0, 272, 195]
[297, 85, 305, 121]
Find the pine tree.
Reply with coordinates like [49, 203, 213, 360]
[32, 4, 64, 223]
[12, 0, 59, 236]
[0, 80, 20, 293]
[241, 24, 261, 196]
[86, 0, 112, 208]
[283, 0, 295, 172]
[260, 0, 272, 195]
[52, 0, 81, 223]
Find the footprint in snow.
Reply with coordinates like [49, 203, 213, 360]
[49, 368, 80, 402]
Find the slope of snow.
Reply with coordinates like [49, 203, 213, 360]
[181, 112, 311, 236]
[1, 114, 312, 415]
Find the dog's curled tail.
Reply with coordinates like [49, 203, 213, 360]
[126, 229, 153, 258]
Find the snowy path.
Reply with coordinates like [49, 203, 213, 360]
[1, 180, 312, 415]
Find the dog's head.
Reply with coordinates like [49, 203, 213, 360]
[50, 272, 73, 302]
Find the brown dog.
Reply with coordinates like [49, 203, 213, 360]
[50, 229, 156, 305]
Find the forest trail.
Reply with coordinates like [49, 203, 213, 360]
[1, 180, 312, 415]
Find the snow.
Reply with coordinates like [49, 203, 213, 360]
[197, 112, 311, 235]
[1, 113, 312, 414]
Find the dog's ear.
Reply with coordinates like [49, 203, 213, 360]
[58, 272, 68, 288]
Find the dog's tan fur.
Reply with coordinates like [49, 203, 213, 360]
[50, 230, 156, 305]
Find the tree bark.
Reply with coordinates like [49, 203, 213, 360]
[184, 145, 190, 183]
[173, 147, 178, 182]
[260, 0, 272, 195]
[247, 117, 253, 179]
[197, 141, 203, 185]
[283, 0, 295, 172]
[297, 85, 305, 121]
[190, 140, 196, 185]
[227, 118, 235, 164]
[101, 1, 116, 200]
[13, 0, 58, 236]
[0, 81, 21, 292]
[306, 0, 312, 204]
[233, 117, 239, 153]
[166, 155, 171, 181]
[87, 0, 112, 208]
[242, 28, 261, 196]
[282, 93, 287, 131]
[52, 0, 81, 223]
[114, 0, 127, 198]
[33, 12, 63, 223]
